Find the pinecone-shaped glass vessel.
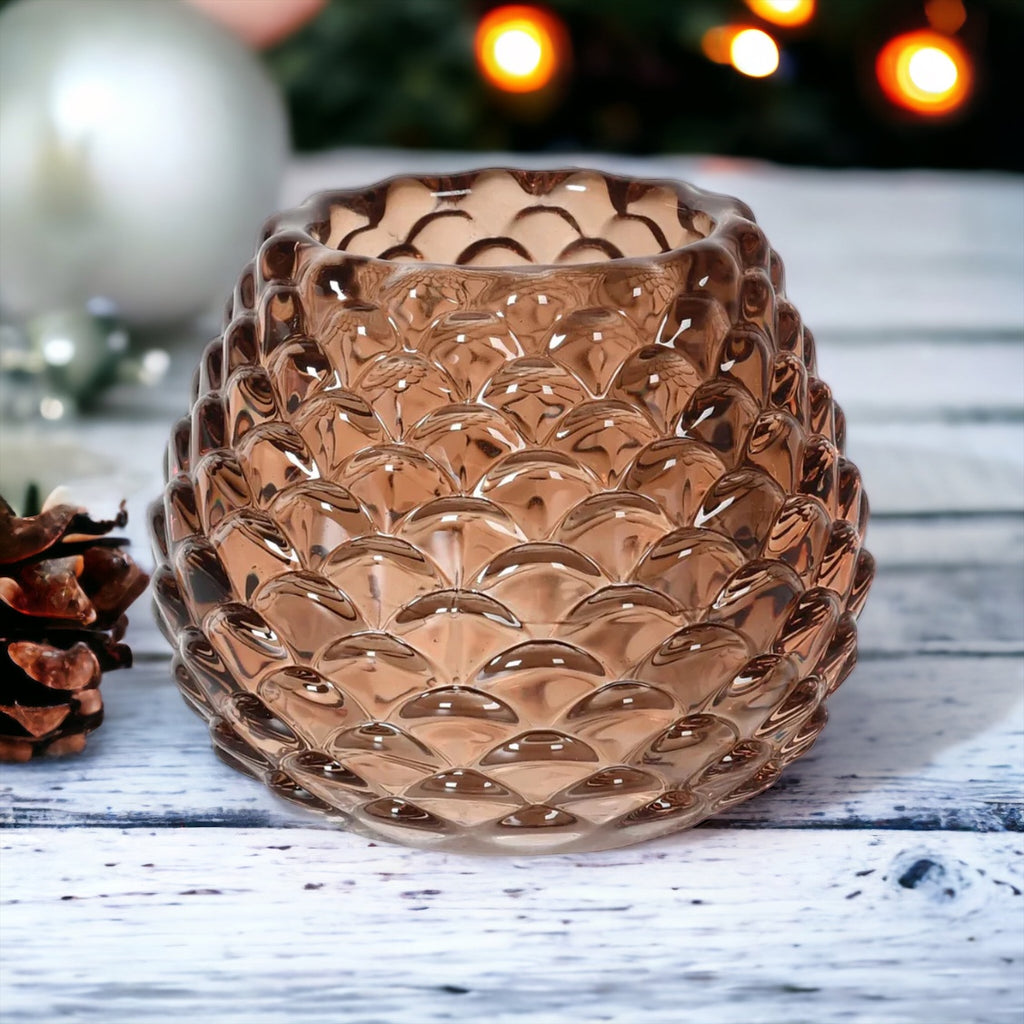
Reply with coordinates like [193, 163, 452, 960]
[150, 169, 873, 853]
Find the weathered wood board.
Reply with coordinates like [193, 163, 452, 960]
[2, 829, 1021, 1024]
[1, 152, 1021, 1024]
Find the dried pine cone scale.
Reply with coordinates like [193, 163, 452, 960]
[150, 168, 874, 853]
[0, 496, 149, 761]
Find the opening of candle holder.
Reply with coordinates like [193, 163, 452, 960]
[304, 168, 724, 267]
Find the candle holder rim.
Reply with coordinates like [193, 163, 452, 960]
[272, 165, 758, 276]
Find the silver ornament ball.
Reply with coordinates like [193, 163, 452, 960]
[0, 0, 288, 325]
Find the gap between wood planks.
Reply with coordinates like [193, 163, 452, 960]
[5, 805, 1019, 834]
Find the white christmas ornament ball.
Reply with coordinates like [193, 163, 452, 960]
[0, 0, 288, 325]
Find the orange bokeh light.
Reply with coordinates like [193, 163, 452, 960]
[924, 0, 967, 35]
[702, 24, 781, 78]
[876, 30, 972, 116]
[702, 25, 741, 64]
[744, 0, 815, 28]
[475, 5, 566, 93]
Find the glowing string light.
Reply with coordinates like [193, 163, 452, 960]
[909, 47, 958, 94]
[475, 5, 566, 93]
[924, 0, 967, 35]
[702, 25, 741, 65]
[876, 30, 972, 116]
[730, 28, 780, 78]
[744, 0, 815, 29]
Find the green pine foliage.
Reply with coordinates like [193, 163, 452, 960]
[266, 0, 1023, 169]
[0, 0, 1018, 167]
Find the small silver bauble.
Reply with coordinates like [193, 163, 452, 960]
[0, 303, 170, 420]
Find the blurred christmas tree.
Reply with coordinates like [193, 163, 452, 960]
[2, 0, 1019, 168]
[264, 0, 1022, 169]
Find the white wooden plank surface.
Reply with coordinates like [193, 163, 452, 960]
[5, 513, 1023, 830]
[2, 829, 1021, 1024]
[815, 339, 1024, 419]
[2, 650, 1020, 833]
[1, 337, 1022, 542]
[1, 154, 1022, 1024]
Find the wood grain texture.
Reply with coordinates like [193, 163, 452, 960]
[2, 650, 1020, 833]
[1, 828, 1021, 1024]
[4, 520, 1023, 832]
[1, 155, 1021, 1024]
[2, 338, 1021, 531]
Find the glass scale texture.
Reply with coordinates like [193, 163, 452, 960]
[149, 169, 874, 854]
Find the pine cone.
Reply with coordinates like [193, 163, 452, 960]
[0, 493, 149, 761]
[150, 169, 874, 853]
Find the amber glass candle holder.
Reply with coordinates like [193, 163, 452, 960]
[149, 169, 873, 854]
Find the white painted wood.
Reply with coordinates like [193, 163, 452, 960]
[864, 516, 1024, 569]
[1, 828, 1020, 1024]
[855, 568, 1023, 656]
[816, 339, 1024, 420]
[2, 652, 1019, 832]
[2, 158, 1022, 1024]
[1, 337, 1021, 551]
[849, 423, 1024, 516]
